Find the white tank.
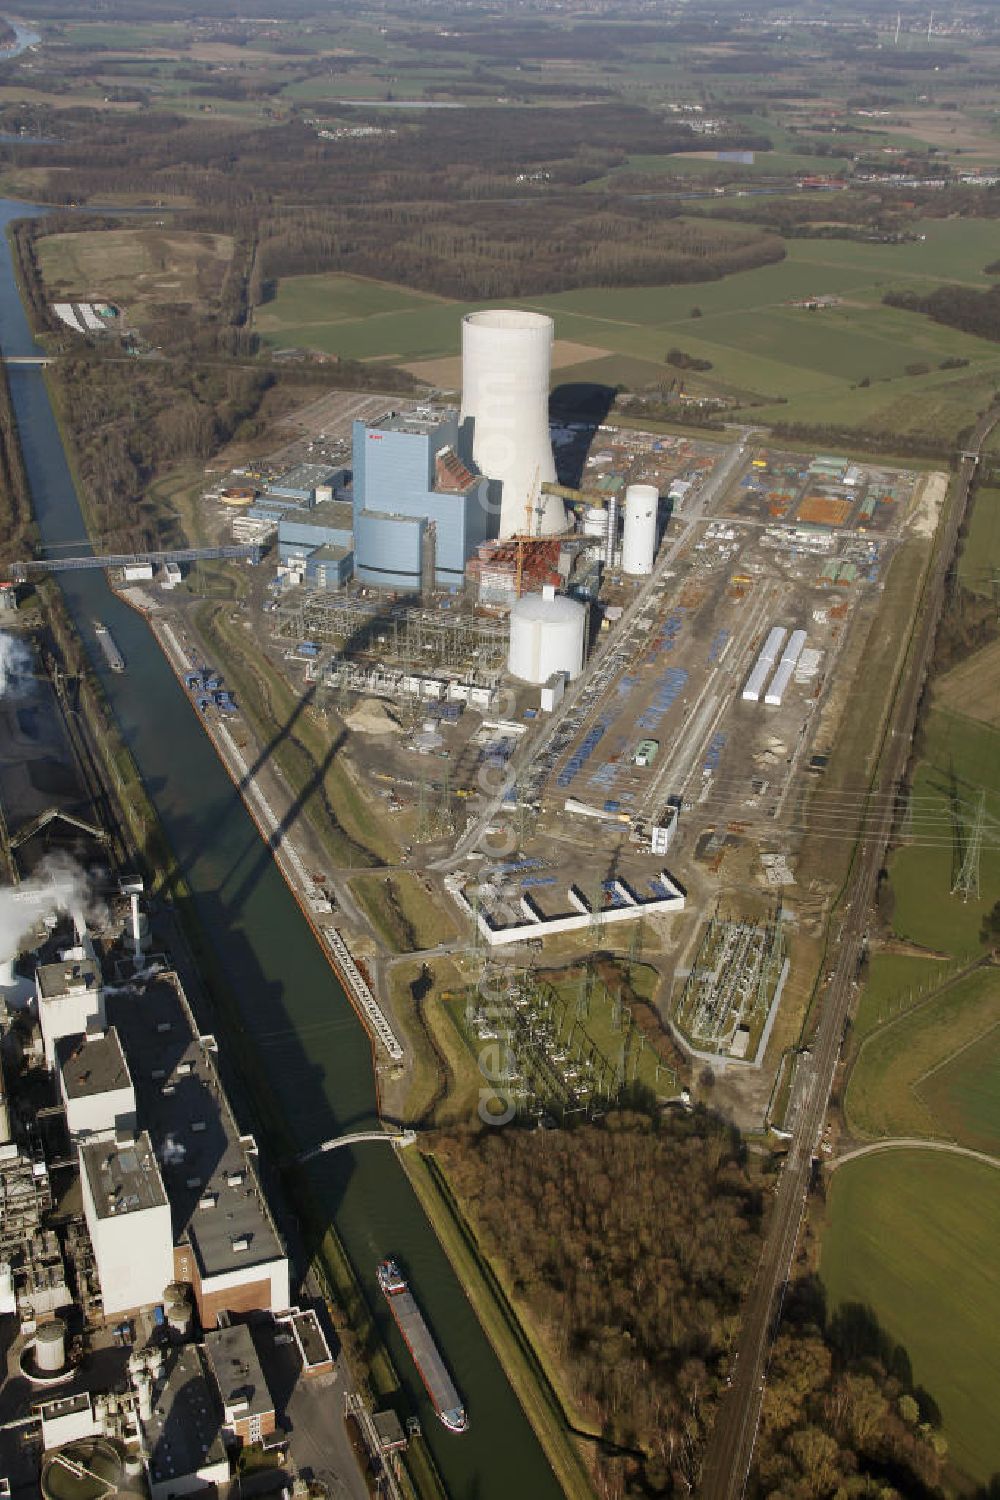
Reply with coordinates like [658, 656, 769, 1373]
[581, 505, 608, 544]
[508, 587, 586, 685]
[622, 484, 659, 576]
[35, 1319, 65, 1372]
[460, 309, 565, 541]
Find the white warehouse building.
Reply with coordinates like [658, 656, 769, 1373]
[508, 586, 587, 685]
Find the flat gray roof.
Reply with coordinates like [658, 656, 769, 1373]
[142, 1345, 227, 1486]
[278, 499, 354, 532]
[204, 1323, 274, 1418]
[267, 462, 342, 492]
[81, 1131, 167, 1219]
[375, 409, 447, 436]
[108, 975, 285, 1281]
[37, 955, 101, 1001]
[58, 1027, 131, 1100]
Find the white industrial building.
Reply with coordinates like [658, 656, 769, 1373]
[460, 309, 566, 541]
[79, 1133, 175, 1319]
[36, 936, 106, 1067]
[508, 586, 587, 685]
[57, 1028, 136, 1141]
[108, 973, 290, 1328]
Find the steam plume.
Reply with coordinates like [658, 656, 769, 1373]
[0, 633, 30, 697]
[0, 853, 91, 963]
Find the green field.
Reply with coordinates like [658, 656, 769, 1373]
[846, 965, 1000, 1150]
[257, 221, 1000, 441]
[958, 484, 1000, 597]
[821, 1151, 1000, 1485]
[852, 952, 951, 1044]
[889, 707, 1000, 957]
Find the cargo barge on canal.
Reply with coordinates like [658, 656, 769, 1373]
[377, 1258, 468, 1433]
[94, 621, 124, 672]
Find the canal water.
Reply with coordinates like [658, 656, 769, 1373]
[0, 200, 563, 1499]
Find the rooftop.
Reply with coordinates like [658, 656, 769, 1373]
[58, 1027, 132, 1100]
[107, 975, 285, 1281]
[277, 499, 354, 532]
[141, 1345, 227, 1487]
[36, 951, 101, 1002]
[371, 408, 448, 437]
[81, 1131, 168, 1220]
[266, 461, 342, 493]
[203, 1323, 274, 1419]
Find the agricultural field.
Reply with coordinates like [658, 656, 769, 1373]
[845, 964, 1000, 1151]
[957, 484, 1000, 597]
[888, 707, 1000, 957]
[256, 222, 1000, 444]
[820, 1150, 1000, 1486]
[35, 228, 234, 328]
[851, 951, 952, 1044]
[936, 639, 1000, 730]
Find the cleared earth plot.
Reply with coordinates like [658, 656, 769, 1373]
[35, 228, 233, 326]
[845, 965, 1000, 1152]
[821, 1151, 1000, 1485]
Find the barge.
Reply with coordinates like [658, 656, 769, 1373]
[377, 1258, 467, 1433]
[94, 621, 124, 672]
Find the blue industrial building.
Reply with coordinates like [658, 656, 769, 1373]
[351, 410, 496, 591]
[277, 500, 355, 590]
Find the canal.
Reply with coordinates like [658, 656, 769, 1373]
[0, 200, 564, 1499]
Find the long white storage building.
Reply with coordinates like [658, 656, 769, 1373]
[765, 629, 808, 706]
[741, 626, 788, 703]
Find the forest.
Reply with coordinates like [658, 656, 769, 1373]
[884, 284, 1000, 344]
[749, 1277, 950, 1500]
[433, 1107, 767, 1498]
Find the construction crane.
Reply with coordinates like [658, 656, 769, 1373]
[511, 478, 614, 597]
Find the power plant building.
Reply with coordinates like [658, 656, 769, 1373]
[351, 410, 495, 590]
[107, 974, 289, 1328]
[36, 937, 106, 1068]
[79, 1133, 175, 1319]
[57, 1028, 136, 1141]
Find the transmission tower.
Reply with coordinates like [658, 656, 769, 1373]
[951, 789, 985, 902]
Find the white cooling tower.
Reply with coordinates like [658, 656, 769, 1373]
[508, 587, 586, 685]
[622, 484, 659, 576]
[461, 309, 565, 541]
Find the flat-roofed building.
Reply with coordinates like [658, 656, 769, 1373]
[109, 975, 289, 1328]
[36, 938, 106, 1067]
[58, 1028, 136, 1140]
[203, 1323, 276, 1446]
[137, 1344, 229, 1499]
[79, 1132, 174, 1318]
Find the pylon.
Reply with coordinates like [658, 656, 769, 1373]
[952, 789, 985, 901]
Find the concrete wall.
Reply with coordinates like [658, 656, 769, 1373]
[40, 989, 107, 1068]
[61, 1079, 136, 1141]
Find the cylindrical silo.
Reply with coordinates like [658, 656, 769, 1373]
[581, 506, 608, 547]
[508, 587, 586, 685]
[622, 484, 659, 576]
[461, 310, 565, 541]
[35, 1319, 66, 1372]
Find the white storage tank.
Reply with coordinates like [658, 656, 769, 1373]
[35, 1319, 66, 1372]
[508, 587, 586, 685]
[622, 484, 658, 575]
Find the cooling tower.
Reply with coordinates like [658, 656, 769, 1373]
[461, 310, 565, 541]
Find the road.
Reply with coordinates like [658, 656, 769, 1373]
[697, 413, 998, 1500]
